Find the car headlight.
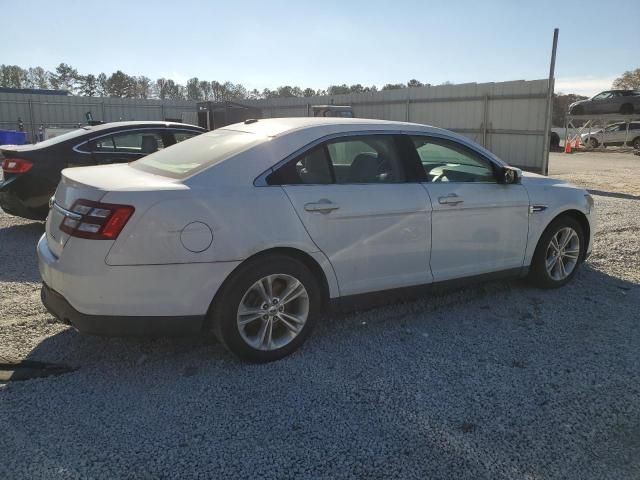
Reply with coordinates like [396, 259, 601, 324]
[585, 193, 594, 213]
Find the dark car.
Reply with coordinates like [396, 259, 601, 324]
[569, 90, 640, 116]
[0, 121, 205, 220]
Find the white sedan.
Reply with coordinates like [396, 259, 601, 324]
[38, 118, 595, 362]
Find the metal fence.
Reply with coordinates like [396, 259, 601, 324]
[0, 91, 197, 142]
[248, 79, 550, 172]
[0, 79, 551, 172]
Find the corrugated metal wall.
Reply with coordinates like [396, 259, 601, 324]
[249, 79, 550, 172]
[0, 79, 550, 171]
[0, 91, 196, 140]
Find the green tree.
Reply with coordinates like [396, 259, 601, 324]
[154, 78, 170, 99]
[78, 74, 98, 96]
[407, 79, 424, 88]
[552, 93, 588, 127]
[25, 67, 50, 89]
[106, 70, 134, 97]
[186, 77, 203, 100]
[50, 63, 79, 92]
[327, 84, 350, 95]
[0, 65, 27, 88]
[382, 83, 405, 90]
[199, 80, 213, 100]
[132, 76, 152, 99]
[612, 68, 640, 90]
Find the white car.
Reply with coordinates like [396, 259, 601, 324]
[581, 122, 640, 149]
[38, 118, 595, 362]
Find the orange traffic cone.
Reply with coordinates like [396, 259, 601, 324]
[573, 136, 581, 149]
[564, 138, 572, 153]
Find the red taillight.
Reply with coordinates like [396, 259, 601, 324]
[59, 199, 134, 240]
[2, 158, 32, 173]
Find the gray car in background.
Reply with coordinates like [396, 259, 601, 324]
[569, 90, 640, 115]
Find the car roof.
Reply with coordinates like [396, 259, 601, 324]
[218, 117, 445, 138]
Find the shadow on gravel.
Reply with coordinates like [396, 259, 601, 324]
[15, 264, 639, 373]
[588, 189, 640, 201]
[0, 220, 44, 282]
[2, 265, 639, 478]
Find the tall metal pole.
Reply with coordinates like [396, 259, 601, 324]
[542, 28, 559, 175]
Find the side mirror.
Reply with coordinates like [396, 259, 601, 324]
[500, 166, 522, 184]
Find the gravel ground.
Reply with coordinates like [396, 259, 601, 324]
[1, 152, 639, 479]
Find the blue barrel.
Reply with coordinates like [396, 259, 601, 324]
[0, 130, 27, 146]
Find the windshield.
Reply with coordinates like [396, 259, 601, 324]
[130, 129, 265, 179]
[34, 127, 92, 147]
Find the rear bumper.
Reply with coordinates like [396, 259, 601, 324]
[37, 233, 241, 327]
[41, 282, 204, 336]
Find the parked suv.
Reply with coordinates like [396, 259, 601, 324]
[581, 122, 640, 149]
[569, 90, 640, 115]
[0, 121, 204, 220]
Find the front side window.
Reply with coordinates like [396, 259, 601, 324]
[412, 136, 496, 183]
[266, 135, 406, 185]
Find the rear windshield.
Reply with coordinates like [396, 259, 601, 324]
[130, 129, 264, 179]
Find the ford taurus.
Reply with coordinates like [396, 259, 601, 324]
[38, 118, 595, 362]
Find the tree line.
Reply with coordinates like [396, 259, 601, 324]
[0, 63, 437, 101]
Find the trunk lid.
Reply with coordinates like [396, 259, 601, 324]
[46, 164, 183, 257]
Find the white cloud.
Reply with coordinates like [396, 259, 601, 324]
[555, 76, 617, 97]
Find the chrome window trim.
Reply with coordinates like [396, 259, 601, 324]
[72, 127, 203, 154]
[253, 129, 506, 187]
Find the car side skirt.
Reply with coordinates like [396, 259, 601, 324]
[330, 267, 528, 313]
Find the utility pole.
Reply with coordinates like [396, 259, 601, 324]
[542, 28, 559, 176]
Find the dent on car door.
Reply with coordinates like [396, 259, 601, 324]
[411, 136, 530, 281]
[271, 134, 433, 296]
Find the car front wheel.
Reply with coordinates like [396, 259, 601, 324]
[209, 254, 321, 362]
[529, 216, 585, 288]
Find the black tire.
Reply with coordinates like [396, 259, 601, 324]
[209, 254, 321, 363]
[632, 136, 640, 150]
[571, 105, 584, 115]
[550, 131, 560, 149]
[529, 215, 585, 289]
[588, 137, 599, 148]
[620, 104, 634, 115]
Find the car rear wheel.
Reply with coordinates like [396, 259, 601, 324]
[209, 254, 321, 362]
[529, 216, 585, 289]
[632, 137, 640, 149]
[588, 137, 599, 148]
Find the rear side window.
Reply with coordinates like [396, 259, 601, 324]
[267, 135, 406, 185]
[130, 130, 264, 179]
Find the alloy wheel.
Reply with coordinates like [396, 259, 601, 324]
[236, 274, 309, 351]
[545, 227, 580, 281]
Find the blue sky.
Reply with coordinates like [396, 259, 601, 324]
[2, 0, 638, 96]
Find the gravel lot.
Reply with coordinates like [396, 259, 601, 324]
[1, 151, 639, 479]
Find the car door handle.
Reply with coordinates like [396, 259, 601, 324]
[438, 193, 464, 206]
[304, 200, 340, 214]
